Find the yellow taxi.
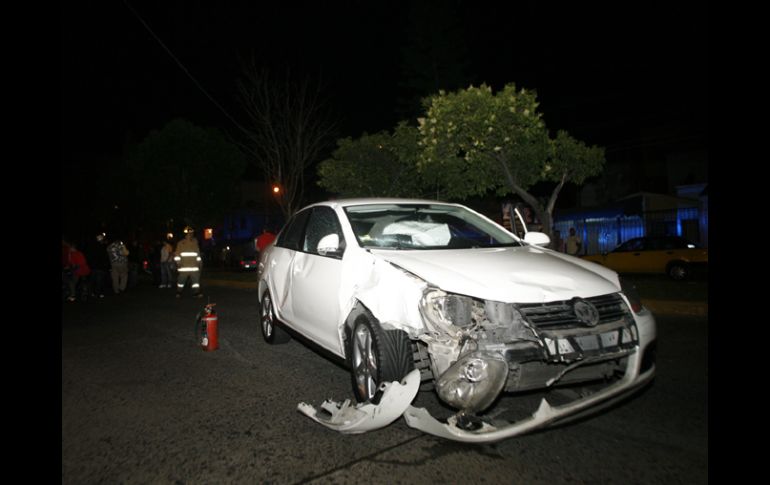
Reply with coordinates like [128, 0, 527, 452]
[582, 236, 708, 280]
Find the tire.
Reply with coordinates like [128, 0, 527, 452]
[667, 262, 689, 281]
[348, 315, 414, 404]
[260, 291, 291, 344]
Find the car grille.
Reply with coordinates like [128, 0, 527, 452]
[517, 293, 630, 330]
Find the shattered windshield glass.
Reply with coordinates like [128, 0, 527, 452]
[344, 203, 521, 250]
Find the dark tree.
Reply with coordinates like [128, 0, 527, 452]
[125, 118, 247, 231]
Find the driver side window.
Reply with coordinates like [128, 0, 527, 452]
[303, 207, 346, 258]
[617, 238, 643, 252]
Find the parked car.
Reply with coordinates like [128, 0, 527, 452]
[238, 256, 259, 271]
[582, 236, 707, 280]
[258, 198, 656, 443]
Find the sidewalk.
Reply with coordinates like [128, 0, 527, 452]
[201, 269, 707, 317]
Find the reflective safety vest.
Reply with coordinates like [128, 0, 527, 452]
[174, 238, 202, 272]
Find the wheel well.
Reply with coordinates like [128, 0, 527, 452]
[666, 260, 688, 270]
[342, 300, 416, 366]
[343, 301, 375, 350]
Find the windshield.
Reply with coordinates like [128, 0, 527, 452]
[343, 203, 521, 250]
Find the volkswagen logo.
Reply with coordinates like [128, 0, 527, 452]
[572, 298, 600, 327]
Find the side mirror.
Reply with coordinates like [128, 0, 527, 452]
[523, 231, 550, 247]
[317, 234, 340, 256]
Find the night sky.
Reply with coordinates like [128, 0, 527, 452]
[62, 1, 707, 153]
[61, 0, 707, 227]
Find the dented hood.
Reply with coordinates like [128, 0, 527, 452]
[370, 246, 619, 303]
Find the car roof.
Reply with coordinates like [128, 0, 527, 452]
[641, 235, 691, 242]
[305, 198, 463, 209]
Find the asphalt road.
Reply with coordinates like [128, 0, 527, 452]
[62, 280, 707, 484]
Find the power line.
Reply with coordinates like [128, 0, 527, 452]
[121, 0, 250, 136]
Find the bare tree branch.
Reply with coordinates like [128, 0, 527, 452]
[236, 58, 336, 216]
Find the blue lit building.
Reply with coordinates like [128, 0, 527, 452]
[553, 184, 707, 255]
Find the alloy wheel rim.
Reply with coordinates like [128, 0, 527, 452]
[353, 325, 377, 400]
[261, 296, 273, 338]
[671, 266, 686, 280]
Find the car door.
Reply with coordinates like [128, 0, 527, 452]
[288, 206, 347, 355]
[267, 209, 311, 325]
[643, 237, 671, 273]
[606, 238, 645, 273]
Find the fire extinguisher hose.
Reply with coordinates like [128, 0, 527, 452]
[194, 302, 216, 344]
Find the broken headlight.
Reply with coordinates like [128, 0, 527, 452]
[419, 288, 475, 336]
[435, 351, 508, 412]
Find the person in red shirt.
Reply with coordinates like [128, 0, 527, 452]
[256, 227, 277, 253]
[65, 242, 92, 302]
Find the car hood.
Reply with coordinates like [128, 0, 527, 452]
[370, 246, 620, 303]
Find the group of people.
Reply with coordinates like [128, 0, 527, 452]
[62, 226, 206, 302]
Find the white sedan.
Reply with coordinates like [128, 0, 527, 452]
[257, 198, 656, 442]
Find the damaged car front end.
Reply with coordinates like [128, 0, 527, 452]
[258, 199, 656, 443]
[404, 279, 655, 442]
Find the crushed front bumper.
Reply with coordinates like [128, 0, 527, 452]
[402, 349, 654, 443]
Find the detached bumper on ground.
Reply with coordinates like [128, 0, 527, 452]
[403, 350, 655, 443]
[297, 346, 654, 443]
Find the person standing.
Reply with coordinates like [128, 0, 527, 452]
[174, 226, 203, 298]
[64, 241, 92, 301]
[565, 227, 582, 256]
[107, 237, 130, 294]
[86, 232, 111, 298]
[159, 239, 174, 289]
[256, 226, 277, 253]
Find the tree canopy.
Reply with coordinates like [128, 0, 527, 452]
[125, 118, 247, 231]
[418, 83, 550, 198]
[318, 122, 425, 198]
[418, 83, 605, 237]
[317, 82, 605, 239]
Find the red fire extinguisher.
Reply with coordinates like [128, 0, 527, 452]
[198, 303, 218, 351]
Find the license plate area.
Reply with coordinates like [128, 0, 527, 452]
[541, 323, 638, 362]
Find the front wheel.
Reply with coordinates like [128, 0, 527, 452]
[348, 315, 414, 404]
[260, 291, 291, 344]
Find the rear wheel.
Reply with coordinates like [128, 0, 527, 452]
[260, 291, 291, 344]
[667, 262, 689, 280]
[348, 315, 414, 404]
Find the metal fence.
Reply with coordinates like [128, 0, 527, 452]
[554, 206, 704, 255]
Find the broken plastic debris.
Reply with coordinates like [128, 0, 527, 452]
[297, 369, 420, 434]
[403, 351, 654, 443]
